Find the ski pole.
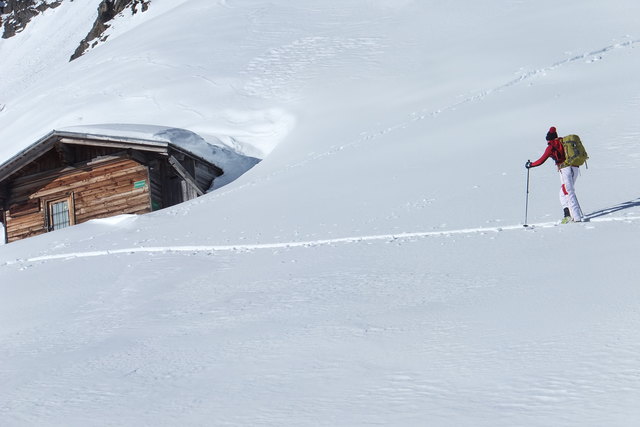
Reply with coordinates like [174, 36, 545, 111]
[524, 161, 531, 227]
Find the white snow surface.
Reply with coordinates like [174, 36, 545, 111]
[2, 0, 640, 426]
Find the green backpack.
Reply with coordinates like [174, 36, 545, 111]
[561, 134, 589, 167]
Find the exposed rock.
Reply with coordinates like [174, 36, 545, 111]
[70, 0, 149, 61]
[1, 0, 62, 39]
[0, 0, 150, 60]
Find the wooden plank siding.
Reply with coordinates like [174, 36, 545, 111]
[4, 158, 151, 242]
[0, 131, 224, 243]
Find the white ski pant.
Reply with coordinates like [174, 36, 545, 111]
[559, 166, 583, 220]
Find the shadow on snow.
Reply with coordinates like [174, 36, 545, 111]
[586, 197, 640, 220]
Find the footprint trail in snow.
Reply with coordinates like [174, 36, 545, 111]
[5, 215, 640, 265]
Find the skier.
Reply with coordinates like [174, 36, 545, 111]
[525, 126, 584, 223]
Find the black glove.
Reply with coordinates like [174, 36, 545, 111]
[525, 160, 532, 169]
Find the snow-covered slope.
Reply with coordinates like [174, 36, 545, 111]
[1, 1, 640, 425]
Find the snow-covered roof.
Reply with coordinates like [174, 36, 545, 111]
[0, 125, 213, 182]
[0, 124, 260, 191]
[59, 125, 261, 190]
[59, 124, 223, 160]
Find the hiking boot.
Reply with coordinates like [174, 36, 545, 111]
[560, 216, 572, 224]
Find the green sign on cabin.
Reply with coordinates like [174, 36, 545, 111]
[133, 180, 147, 189]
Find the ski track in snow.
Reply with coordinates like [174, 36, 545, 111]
[5, 215, 640, 265]
[342, 38, 640, 150]
[2, 39, 638, 267]
[206, 38, 640, 200]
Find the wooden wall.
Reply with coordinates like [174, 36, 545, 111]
[4, 158, 151, 242]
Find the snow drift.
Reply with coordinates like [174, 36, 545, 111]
[1, 0, 640, 425]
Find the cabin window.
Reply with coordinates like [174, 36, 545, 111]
[47, 196, 74, 231]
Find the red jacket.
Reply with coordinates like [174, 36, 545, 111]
[530, 138, 565, 168]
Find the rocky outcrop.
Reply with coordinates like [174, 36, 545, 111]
[70, 0, 149, 61]
[1, 0, 62, 39]
[0, 0, 150, 60]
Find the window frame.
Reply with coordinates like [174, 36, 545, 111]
[45, 194, 75, 231]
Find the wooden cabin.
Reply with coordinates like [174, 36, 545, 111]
[0, 130, 223, 243]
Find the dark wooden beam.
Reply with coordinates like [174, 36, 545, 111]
[168, 155, 205, 196]
[55, 142, 75, 165]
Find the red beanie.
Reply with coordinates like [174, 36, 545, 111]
[549, 126, 557, 133]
